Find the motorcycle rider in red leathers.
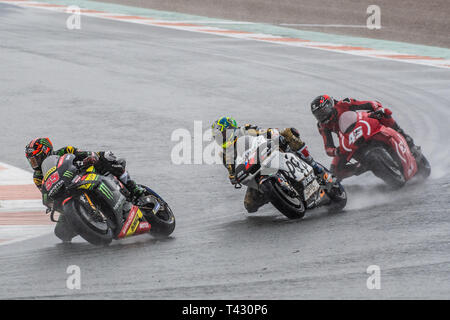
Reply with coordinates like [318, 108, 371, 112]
[310, 95, 420, 180]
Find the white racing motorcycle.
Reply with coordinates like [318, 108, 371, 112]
[233, 131, 347, 219]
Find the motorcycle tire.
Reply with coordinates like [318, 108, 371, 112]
[63, 197, 113, 246]
[144, 203, 176, 238]
[416, 154, 431, 179]
[261, 179, 306, 220]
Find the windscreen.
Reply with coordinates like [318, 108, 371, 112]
[41, 155, 59, 179]
[339, 111, 358, 133]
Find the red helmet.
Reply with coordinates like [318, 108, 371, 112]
[25, 138, 53, 170]
[311, 95, 336, 124]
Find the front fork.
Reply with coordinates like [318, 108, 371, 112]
[260, 173, 299, 198]
[319, 171, 336, 191]
[319, 171, 346, 202]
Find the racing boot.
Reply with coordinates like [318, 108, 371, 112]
[392, 124, 421, 158]
[292, 147, 326, 177]
[244, 187, 270, 213]
[54, 212, 78, 243]
[126, 179, 146, 202]
[118, 170, 146, 201]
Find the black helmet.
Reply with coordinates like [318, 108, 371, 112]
[311, 95, 335, 124]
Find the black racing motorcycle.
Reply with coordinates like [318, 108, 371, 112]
[41, 154, 175, 245]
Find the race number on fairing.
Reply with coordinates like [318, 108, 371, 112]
[45, 172, 60, 190]
[349, 126, 364, 145]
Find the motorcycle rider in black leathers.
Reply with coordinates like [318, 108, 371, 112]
[25, 137, 145, 242]
[212, 117, 326, 213]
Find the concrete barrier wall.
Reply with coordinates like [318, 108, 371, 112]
[94, 0, 450, 48]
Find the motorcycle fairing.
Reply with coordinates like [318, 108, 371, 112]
[339, 111, 417, 180]
[117, 205, 151, 239]
[372, 126, 418, 180]
[235, 135, 315, 188]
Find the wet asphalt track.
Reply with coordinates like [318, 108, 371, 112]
[0, 4, 449, 299]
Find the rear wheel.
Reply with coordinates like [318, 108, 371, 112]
[363, 146, 406, 189]
[416, 154, 431, 179]
[63, 196, 113, 246]
[262, 179, 306, 219]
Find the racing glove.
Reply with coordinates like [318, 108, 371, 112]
[326, 146, 341, 157]
[227, 164, 238, 185]
[244, 124, 258, 130]
[243, 124, 265, 137]
[229, 174, 238, 185]
[370, 107, 392, 119]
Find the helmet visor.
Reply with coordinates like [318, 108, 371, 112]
[27, 156, 39, 170]
[213, 127, 237, 149]
[313, 100, 334, 123]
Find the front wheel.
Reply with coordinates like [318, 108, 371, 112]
[261, 179, 306, 219]
[144, 203, 176, 238]
[63, 196, 113, 246]
[138, 187, 175, 238]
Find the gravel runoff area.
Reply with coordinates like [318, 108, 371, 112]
[97, 0, 450, 48]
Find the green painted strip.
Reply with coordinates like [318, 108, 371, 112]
[32, 0, 450, 59]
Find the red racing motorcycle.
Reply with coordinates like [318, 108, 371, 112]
[337, 111, 431, 188]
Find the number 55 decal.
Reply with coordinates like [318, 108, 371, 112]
[45, 172, 60, 191]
